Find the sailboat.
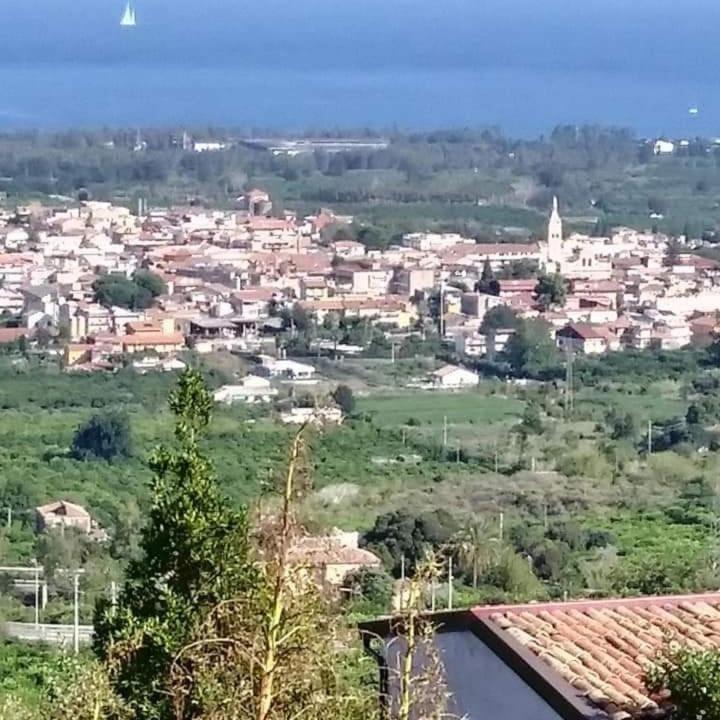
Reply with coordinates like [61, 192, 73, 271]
[120, 1, 137, 27]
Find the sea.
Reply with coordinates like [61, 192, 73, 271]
[0, 62, 715, 138]
[1, 0, 719, 137]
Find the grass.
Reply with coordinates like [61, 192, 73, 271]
[357, 389, 525, 427]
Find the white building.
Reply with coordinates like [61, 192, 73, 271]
[432, 364, 479, 388]
[653, 140, 675, 155]
[258, 357, 316, 380]
[214, 375, 278, 404]
[280, 407, 343, 425]
[541, 197, 612, 280]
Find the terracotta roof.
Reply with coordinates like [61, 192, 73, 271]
[36, 500, 90, 519]
[558, 323, 612, 341]
[478, 593, 720, 719]
[288, 536, 381, 567]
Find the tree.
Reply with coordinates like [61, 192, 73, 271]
[647, 646, 720, 720]
[454, 519, 501, 589]
[606, 408, 638, 441]
[133, 269, 167, 298]
[333, 384, 356, 416]
[534, 273, 567, 310]
[665, 236, 682, 266]
[93, 370, 257, 720]
[72, 412, 132, 461]
[479, 305, 519, 334]
[345, 566, 393, 608]
[92, 270, 166, 310]
[355, 225, 389, 250]
[648, 196, 667, 215]
[520, 402, 544, 435]
[475, 258, 499, 294]
[504, 318, 559, 377]
[362, 510, 459, 577]
[167, 429, 377, 720]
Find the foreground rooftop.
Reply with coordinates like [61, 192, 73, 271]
[361, 592, 720, 720]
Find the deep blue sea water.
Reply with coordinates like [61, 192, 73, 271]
[3, 0, 720, 136]
[0, 62, 715, 137]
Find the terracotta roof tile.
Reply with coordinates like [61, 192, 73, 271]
[476, 593, 720, 718]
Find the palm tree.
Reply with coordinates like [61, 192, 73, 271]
[454, 519, 501, 589]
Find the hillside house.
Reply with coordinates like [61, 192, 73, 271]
[432, 364, 480, 388]
[213, 375, 278, 404]
[289, 531, 381, 592]
[556, 324, 615, 355]
[36, 500, 92, 534]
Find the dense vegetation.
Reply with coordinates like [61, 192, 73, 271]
[5, 126, 720, 240]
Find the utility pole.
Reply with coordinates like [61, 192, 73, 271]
[499, 511, 505, 542]
[565, 345, 574, 418]
[34, 564, 39, 628]
[439, 280, 445, 338]
[447, 556, 454, 610]
[73, 572, 80, 655]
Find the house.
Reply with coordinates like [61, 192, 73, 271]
[393, 268, 436, 296]
[556, 323, 614, 355]
[289, 530, 382, 591]
[120, 321, 186, 355]
[432, 364, 480, 388]
[35, 500, 92, 534]
[460, 292, 505, 319]
[455, 329, 515, 357]
[360, 591, 720, 720]
[654, 139, 675, 155]
[213, 375, 278, 404]
[258, 357, 316, 381]
[279, 407, 343, 425]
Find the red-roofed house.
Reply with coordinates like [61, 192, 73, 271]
[556, 323, 617, 354]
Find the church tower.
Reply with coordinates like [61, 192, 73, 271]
[546, 195, 564, 269]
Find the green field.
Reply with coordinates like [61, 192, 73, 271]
[357, 390, 525, 427]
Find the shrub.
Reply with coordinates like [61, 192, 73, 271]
[71, 412, 132, 462]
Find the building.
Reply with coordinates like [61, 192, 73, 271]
[654, 139, 675, 155]
[213, 376, 278, 404]
[556, 323, 615, 355]
[455, 329, 515, 357]
[35, 500, 92, 534]
[121, 321, 186, 355]
[289, 531, 382, 591]
[432, 364, 480, 388]
[280, 407, 343, 425]
[360, 591, 720, 720]
[258, 357, 316, 380]
[460, 292, 505, 319]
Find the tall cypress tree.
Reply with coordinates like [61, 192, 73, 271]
[94, 370, 256, 720]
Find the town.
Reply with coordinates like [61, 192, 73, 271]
[0, 187, 715, 383]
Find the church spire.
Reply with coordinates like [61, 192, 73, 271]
[546, 195, 563, 268]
